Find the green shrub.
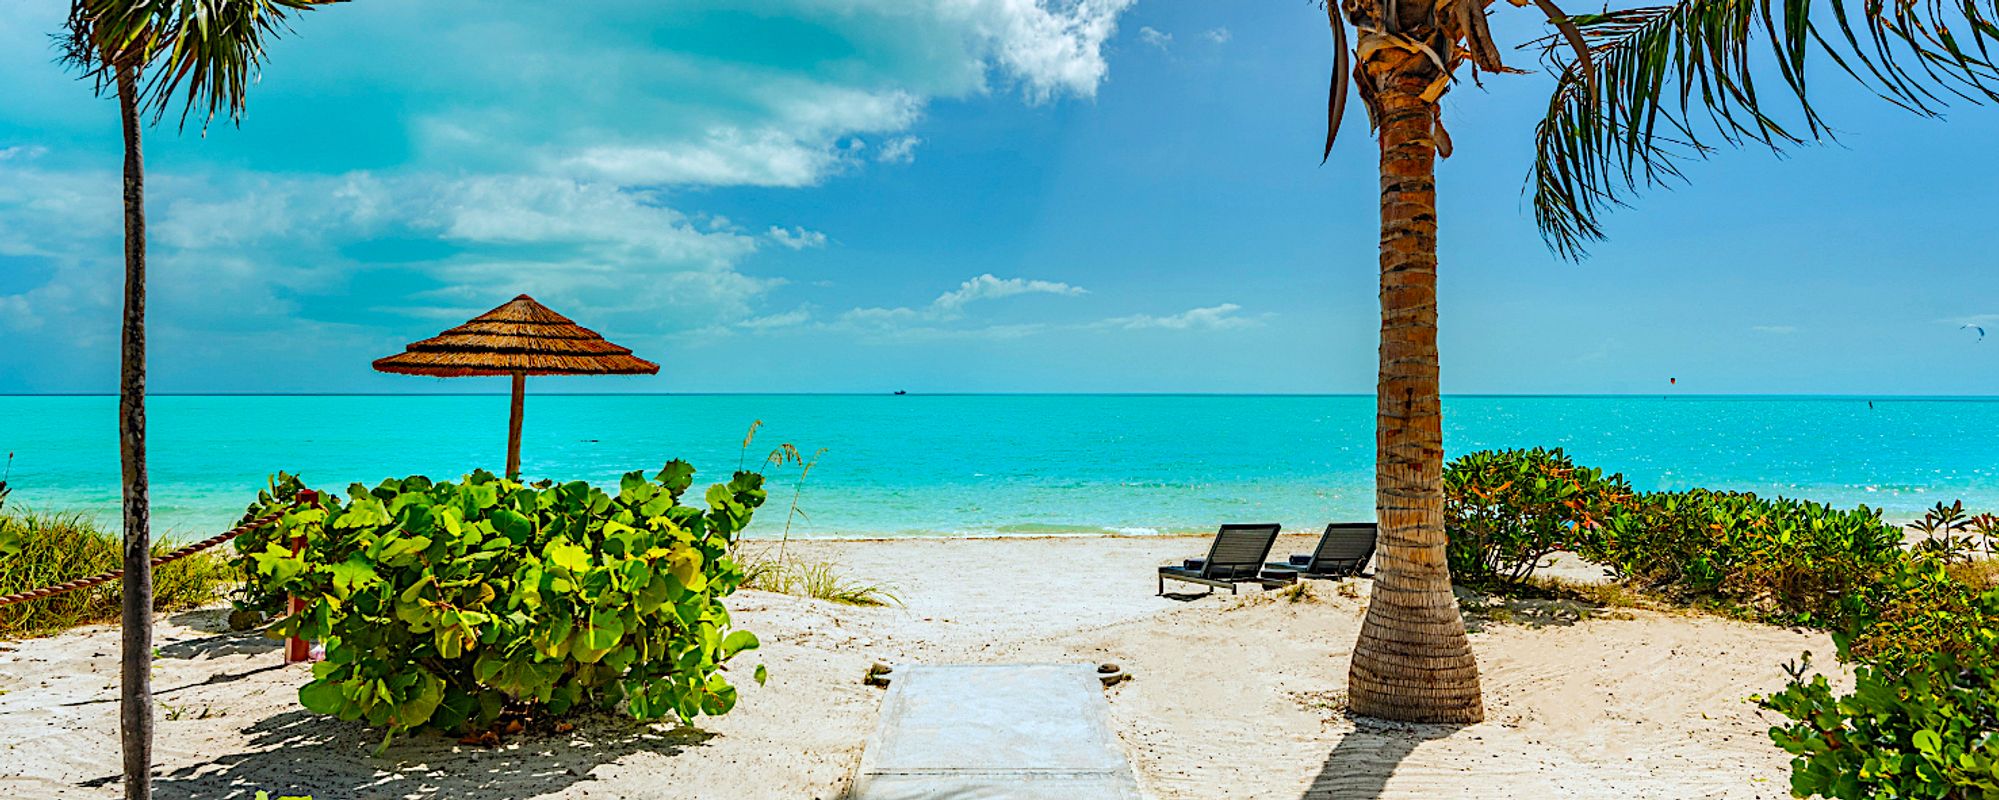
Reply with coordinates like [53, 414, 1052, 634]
[1442, 447, 1634, 585]
[1759, 652, 1999, 800]
[1837, 556, 1999, 674]
[1759, 525, 1999, 798]
[0, 510, 233, 637]
[232, 463, 767, 749]
[1587, 489, 1904, 626]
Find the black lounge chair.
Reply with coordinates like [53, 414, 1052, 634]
[1264, 522, 1376, 580]
[1157, 523, 1285, 595]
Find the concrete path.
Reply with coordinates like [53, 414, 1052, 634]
[848, 664, 1142, 800]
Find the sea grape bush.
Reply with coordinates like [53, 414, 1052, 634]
[1759, 559, 1999, 800]
[1758, 555, 1999, 800]
[232, 463, 767, 748]
[1441, 448, 1633, 585]
[1588, 489, 1905, 626]
[1759, 652, 1999, 800]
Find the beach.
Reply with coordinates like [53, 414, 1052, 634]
[0, 533, 1843, 799]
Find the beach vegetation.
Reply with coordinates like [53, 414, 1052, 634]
[739, 551, 899, 607]
[1909, 501, 1996, 565]
[0, 510, 232, 638]
[230, 464, 766, 750]
[1443, 448, 1633, 586]
[1443, 450, 1907, 626]
[730, 425, 891, 605]
[1760, 650, 1999, 800]
[1586, 489, 1905, 627]
[1759, 553, 1999, 800]
[1838, 556, 1999, 674]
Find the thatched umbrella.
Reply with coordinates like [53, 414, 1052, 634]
[373, 295, 659, 479]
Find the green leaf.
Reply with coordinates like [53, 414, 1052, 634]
[546, 541, 591, 573]
[585, 609, 626, 651]
[328, 555, 379, 598]
[656, 461, 696, 494]
[335, 497, 392, 528]
[299, 679, 348, 715]
[753, 664, 768, 686]
[490, 508, 534, 545]
[721, 630, 760, 658]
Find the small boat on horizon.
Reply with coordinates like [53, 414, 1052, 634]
[893, 390, 908, 396]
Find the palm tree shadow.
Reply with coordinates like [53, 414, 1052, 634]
[143, 708, 714, 800]
[1301, 717, 1463, 800]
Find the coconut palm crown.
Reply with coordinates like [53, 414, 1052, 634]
[60, 0, 343, 127]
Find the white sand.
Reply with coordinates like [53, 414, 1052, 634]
[0, 534, 1842, 799]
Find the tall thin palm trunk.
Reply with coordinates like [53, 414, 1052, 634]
[115, 64, 153, 800]
[1346, 48, 1484, 724]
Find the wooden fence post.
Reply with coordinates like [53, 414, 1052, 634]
[285, 490, 321, 665]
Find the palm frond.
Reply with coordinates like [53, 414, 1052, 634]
[1326, 0, 1352, 161]
[1529, 0, 1999, 259]
[61, 0, 345, 130]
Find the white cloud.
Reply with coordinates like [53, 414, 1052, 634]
[0, 0, 1144, 387]
[1098, 303, 1258, 330]
[737, 308, 814, 330]
[768, 225, 829, 250]
[792, 279, 1258, 344]
[960, 0, 1136, 103]
[1139, 26, 1172, 51]
[877, 135, 922, 164]
[362, 1, 1133, 188]
[553, 88, 925, 187]
[932, 273, 1087, 313]
[831, 273, 1087, 336]
[0, 164, 772, 346]
[1204, 27, 1231, 44]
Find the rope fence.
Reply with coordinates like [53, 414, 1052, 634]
[0, 490, 319, 609]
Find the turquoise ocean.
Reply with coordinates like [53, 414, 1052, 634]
[0, 395, 1994, 539]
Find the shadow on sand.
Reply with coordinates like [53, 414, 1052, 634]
[1457, 590, 1608, 634]
[139, 710, 715, 800]
[1300, 717, 1462, 800]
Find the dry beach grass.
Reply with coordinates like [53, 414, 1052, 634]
[0, 533, 1845, 799]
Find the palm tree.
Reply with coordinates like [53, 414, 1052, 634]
[1320, 0, 1998, 723]
[57, 2, 344, 797]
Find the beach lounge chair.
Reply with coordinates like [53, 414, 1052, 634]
[1264, 522, 1376, 580]
[1157, 523, 1285, 595]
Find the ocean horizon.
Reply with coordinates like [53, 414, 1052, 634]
[2, 393, 1994, 539]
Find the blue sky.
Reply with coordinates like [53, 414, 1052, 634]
[0, 0, 1993, 395]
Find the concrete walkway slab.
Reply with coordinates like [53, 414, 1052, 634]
[849, 664, 1141, 800]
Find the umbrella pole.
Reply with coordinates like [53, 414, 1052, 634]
[506, 372, 525, 480]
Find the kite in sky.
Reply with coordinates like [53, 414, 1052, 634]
[1964, 324, 1987, 342]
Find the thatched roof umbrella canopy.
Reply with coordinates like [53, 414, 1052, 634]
[374, 295, 658, 479]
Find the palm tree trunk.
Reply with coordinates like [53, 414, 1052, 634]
[115, 65, 154, 800]
[1346, 48, 1484, 724]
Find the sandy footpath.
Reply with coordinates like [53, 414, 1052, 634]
[0, 534, 1841, 799]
